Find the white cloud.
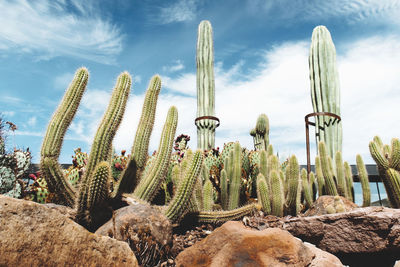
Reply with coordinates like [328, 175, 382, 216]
[162, 60, 185, 73]
[1, 111, 15, 117]
[252, 0, 400, 25]
[162, 73, 196, 96]
[27, 116, 37, 127]
[158, 0, 197, 24]
[0, 0, 123, 63]
[54, 72, 74, 90]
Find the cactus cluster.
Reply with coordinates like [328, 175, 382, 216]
[0, 148, 31, 198]
[369, 136, 400, 208]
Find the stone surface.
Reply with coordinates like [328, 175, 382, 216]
[175, 221, 343, 267]
[0, 195, 138, 266]
[96, 197, 173, 266]
[303, 195, 358, 216]
[283, 206, 400, 254]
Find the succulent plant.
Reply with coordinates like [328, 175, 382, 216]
[309, 25, 342, 159]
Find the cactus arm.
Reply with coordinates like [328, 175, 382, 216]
[270, 170, 284, 217]
[256, 173, 271, 214]
[356, 154, 370, 207]
[164, 150, 203, 223]
[335, 151, 347, 197]
[318, 142, 338, 196]
[196, 203, 260, 224]
[40, 67, 89, 206]
[384, 168, 400, 208]
[343, 161, 354, 202]
[202, 178, 214, 211]
[285, 155, 301, 215]
[87, 161, 112, 209]
[220, 168, 228, 210]
[301, 168, 313, 209]
[228, 142, 242, 210]
[390, 138, 400, 170]
[133, 106, 178, 201]
[77, 72, 131, 218]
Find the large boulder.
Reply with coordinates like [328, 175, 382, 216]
[284, 206, 400, 254]
[175, 221, 343, 267]
[0, 195, 138, 266]
[96, 197, 173, 266]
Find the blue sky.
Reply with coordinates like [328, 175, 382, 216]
[1, 0, 400, 165]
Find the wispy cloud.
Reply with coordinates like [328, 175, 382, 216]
[157, 0, 198, 24]
[54, 72, 74, 90]
[251, 0, 400, 25]
[162, 60, 185, 73]
[0, 0, 123, 63]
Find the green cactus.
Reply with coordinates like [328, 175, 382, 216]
[369, 136, 400, 208]
[301, 168, 313, 209]
[133, 106, 178, 202]
[41, 67, 89, 206]
[76, 72, 131, 224]
[228, 142, 242, 210]
[202, 177, 214, 211]
[270, 170, 284, 217]
[343, 161, 354, 202]
[220, 168, 228, 210]
[164, 150, 203, 223]
[197, 203, 260, 224]
[318, 142, 338, 196]
[195, 20, 217, 150]
[285, 155, 302, 215]
[335, 151, 347, 197]
[256, 173, 271, 214]
[250, 114, 269, 150]
[356, 154, 370, 207]
[309, 25, 342, 159]
[315, 156, 325, 196]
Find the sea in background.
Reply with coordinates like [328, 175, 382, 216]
[353, 182, 387, 206]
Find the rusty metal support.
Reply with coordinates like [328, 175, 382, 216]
[305, 112, 341, 175]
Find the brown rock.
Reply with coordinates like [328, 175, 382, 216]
[304, 242, 343, 267]
[0, 195, 138, 266]
[303, 195, 358, 216]
[95, 197, 173, 266]
[175, 221, 343, 267]
[284, 206, 400, 254]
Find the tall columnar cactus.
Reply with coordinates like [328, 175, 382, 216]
[132, 106, 178, 201]
[285, 155, 301, 215]
[164, 150, 203, 223]
[250, 114, 269, 151]
[344, 161, 354, 202]
[202, 177, 214, 211]
[309, 25, 342, 159]
[196, 20, 217, 150]
[256, 173, 271, 214]
[301, 168, 313, 209]
[318, 141, 338, 196]
[228, 142, 242, 210]
[356, 154, 370, 207]
[369, 136, 400, 208]
[41, 67, 89, 206]
[270, 170, 284, 217]
[335, 151, 347, 197]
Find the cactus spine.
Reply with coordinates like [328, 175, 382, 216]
[40, 68, 89, 206]
[369, 136, 400, 208]
[309, 25, 342, 159]
[196, 20, 217, 150]
[356, 154, 370, 207]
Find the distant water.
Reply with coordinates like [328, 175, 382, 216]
[353, 182, 387, 206]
